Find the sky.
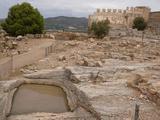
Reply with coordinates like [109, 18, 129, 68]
[0, 0, 160, 18]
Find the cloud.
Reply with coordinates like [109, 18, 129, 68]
[0, 0, 159, 18]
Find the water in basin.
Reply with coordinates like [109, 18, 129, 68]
[11, 84, 70, 115]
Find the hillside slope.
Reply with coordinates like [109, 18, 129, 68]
[45, 16, 88, 32]
[0, 17, 88, 32]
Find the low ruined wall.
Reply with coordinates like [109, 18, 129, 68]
[0, 43, 54, 80]
[26, 33, 55, 39]
[109, 27, 160, 40]
[53, 32, 88, 40]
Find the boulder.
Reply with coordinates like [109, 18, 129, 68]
[81, 57, 103, 67]
[95, 61, 103, 67]
[20, 69, 36, 74]
[5, 36, 15, 41]
[58, 55, 66, 61]
[11, 41, 18, 49]
[89, 38, 95, 43]
[50, 34, 55, 39]
[16, 35, 23, 41]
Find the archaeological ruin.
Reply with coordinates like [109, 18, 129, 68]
[89, 6, 160, 34]
[1, 1, 160, 120]
[0, 68, 101, 120]
[148, 11, 160, 34]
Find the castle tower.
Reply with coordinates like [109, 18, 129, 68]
[135, 6, 151, 22]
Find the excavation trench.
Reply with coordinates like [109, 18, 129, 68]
[10, 84, 70, 115]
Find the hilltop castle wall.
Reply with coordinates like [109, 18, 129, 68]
[88, 6, 151, 28]
[148, 11, 160, 34]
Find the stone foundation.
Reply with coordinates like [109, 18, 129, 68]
[0, 67, 101, 120]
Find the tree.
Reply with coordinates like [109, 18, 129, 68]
[1, 2, 44, 36]
[90, 20, 110, 39]
[132, 17, 147, 31]
[133, 17, 147, 43]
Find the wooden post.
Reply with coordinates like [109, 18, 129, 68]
[134, 104, 140, 120]
[142, 31, 144, 45]
[45, 47, 48, 57]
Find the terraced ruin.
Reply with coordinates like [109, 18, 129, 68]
[0, 31, 160, 120]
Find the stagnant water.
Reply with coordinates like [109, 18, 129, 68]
[11, 84, 70, 115]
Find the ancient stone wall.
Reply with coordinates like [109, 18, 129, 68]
[148, 11, 160, 34]
[88, 6, 151, 28]
[125, 6, 150, 27]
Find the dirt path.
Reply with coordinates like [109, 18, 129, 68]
[0, 38, 53, 59]
[3, 38, 54, 80]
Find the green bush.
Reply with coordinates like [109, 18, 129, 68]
[132, 17, 147, 31]
[1, 2, 44, 36]
[90, 20, 110, 39]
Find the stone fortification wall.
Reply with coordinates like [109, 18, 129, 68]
[89, 6, 151, 28]
[148, 12, 160, 34]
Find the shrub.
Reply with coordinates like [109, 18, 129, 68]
[1, 2, 44, 36]
[132, 17, 147, 31]
[90, 20, 110, 39]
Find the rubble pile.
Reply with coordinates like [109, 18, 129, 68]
[0, 32, 55, 59]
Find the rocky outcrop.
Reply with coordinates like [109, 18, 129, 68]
[126, 73, 160, 106]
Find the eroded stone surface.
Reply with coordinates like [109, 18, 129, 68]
[0, 67, 101, 120]
[1, 62, 160, 120]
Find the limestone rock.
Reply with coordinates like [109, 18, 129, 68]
[126, 74, 146, 88]
[11, 41, 18, 49]
[95, 61, 103, 67]
[67, 41, 78, 46]
[148, 88, 157, 95]
[80, 57, 103, 67]
[50, 34, 55, 39]
[58, 55, 66, 61]
[103, 36, 110, 41]
[20, 69, 36, 74]
[139, 94, 147, 100]
[89, 38, 95, 42]
[16, 35, 23, 41]
[5, 36, 15, 41]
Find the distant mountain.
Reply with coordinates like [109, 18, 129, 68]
[0, 19, 4, 24]
[0, 16, 88, 32]
[45, 16, 88, 32]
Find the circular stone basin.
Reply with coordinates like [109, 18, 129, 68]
[11, 84, 70, 115]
